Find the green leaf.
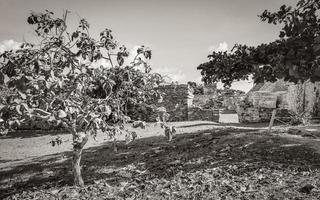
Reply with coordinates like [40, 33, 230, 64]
[81, 67, 87, 74]
[50, 70, 55, 78]
[74, 69, 81, 74]
[57, 109, 67, 118]
[4, 74, 10, 85]
[117, 54, 124, 66]
[45, 81, 51, 89]
[62, 67, 71, 76]
[58, 80, 63, 88]
[18, 91, 27, 100]
[21, 103, 29, 113]
[16, 105, 22, 115]
[0, 72, 4, 84]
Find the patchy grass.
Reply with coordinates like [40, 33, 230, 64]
[1, 122, 320, 199]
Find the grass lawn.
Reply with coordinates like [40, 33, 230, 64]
[1, 121, 320, 199]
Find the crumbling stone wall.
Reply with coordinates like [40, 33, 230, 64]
[156, 84, 193, 121]
[128, 84, 193, 122]
[237, 100, 290, 123]
[222, 95, 244, 110]
[286, 81, 320, 118]
[188, 107, 219, 121]
[128, 84, 223, 122]
[192, 95, 214, 107]
[193, 89, 244, 111]
[237, 79, 320, 123]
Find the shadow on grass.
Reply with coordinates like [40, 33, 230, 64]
[1, 129, 69, 139]
[1, 127, 320, 199]
[177, 122, 272, 129]
[0, 159, 22, 164]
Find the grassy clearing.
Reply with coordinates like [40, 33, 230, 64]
[1, 122, 320, 199]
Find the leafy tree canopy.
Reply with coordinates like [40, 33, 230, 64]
[0, 10, 163, 186]
[198, 0, 320, 86]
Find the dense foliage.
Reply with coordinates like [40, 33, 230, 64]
[198, 0, 320, 86]
[187, 81, 204, 95]
[0, 10, 163, 186]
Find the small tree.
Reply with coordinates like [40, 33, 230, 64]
[0, 10, 163, 186]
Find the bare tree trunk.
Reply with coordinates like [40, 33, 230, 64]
[72, 130, 89, 187]
[73, 145, 85, 186]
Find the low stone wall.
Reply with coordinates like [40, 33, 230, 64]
[188, 107, 219, 122]
[192, 95, 214, 107]
[237, 97, 291, 123]
[238, 107, 291, 123]
[237, 106, 271, 123]
[244, 80, 320, 123]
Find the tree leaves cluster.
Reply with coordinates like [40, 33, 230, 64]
[198, 0, 320, 86]
[187, 81, 204, 95]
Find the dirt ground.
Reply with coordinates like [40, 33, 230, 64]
[1, 121, 320, 199]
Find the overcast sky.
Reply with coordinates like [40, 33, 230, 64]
[0, 0, 295, 92]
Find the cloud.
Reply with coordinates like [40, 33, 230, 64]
[0, 40, 21, 53]
[153, 66, 186, 83]
[208, 41, 228, 53]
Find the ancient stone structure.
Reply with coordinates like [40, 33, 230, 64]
[237, 100, 290, 123]
[221, 90, 245, 110]
[237, 79, 320, 123]
[156, 84, 194, 121]
[128, 83, 221, 122]
[192, 95, 214, 107]
[128, 84, 194, 122]
[188, 107, 219, 121]
[286, 81, 320, 118]
[193, 89, 244, 111]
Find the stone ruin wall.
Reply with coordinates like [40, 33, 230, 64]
[129, 84, 220, 122]
[237, 80, 320, 123]
[188, 83, 220, 122]
[192, 95, 214, 107]
[110, 80, 320, 124]
[155, 84, 219, 122]
[187, 107, 219, 122]
[286, 81, 320, 118]
[156, 84, 193, 121]
[237, 95, 290, 123]
[128, 84, 194, 122]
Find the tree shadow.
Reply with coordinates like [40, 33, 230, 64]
[1, 129, 69, 139]
[1, 127, 320, 199]
[0, 158, 22, 164]
[177, 122, 272, 129]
